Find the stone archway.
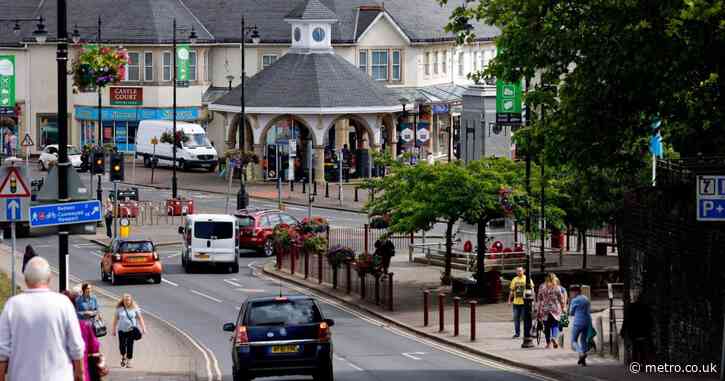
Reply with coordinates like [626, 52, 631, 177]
[323, 114, 376, 150]
[258, 114, 316, 182]
[226, 114, 254, 151]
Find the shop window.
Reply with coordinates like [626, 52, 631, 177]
[262, 55, 278, 69]
[125, 52, 141, 81]
[371, 50, 388, 81]
[80, 120, 97, 146]
[358, 50, 367, 73]
[392, 50, 401, 81]
[163, 51, 172, 81]
[38, 115, 58, 148]
[144, 52, 153, 81]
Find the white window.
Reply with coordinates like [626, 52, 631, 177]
[262, 54, 278, 69]
[358, 49, 368, 73]
[125, 52, 140, 81]
[203, 50, 210, 81]
[473, 51, 478, 71]
[143, 52, 153, 81]
[433, 51, 439, 74]
[458, 52, 465, 76]
[424, 52, 430, 75]
[479, 50, 485, 71]
[189, 50, 197, 81]
[162, 51, 172, 81]
[371, 50, 388, 81]
[442, 51, 447, 74]
[392, 50, 401, 81]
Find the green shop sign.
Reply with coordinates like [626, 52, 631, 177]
[496, 80, 522, 114]
[176, 44, 191, 85]
[0, 55, 16, 109]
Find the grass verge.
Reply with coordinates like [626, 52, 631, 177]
[0, 271, 15, 310]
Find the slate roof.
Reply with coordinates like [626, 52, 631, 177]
[286, 0, 338, 20]
[355, 7, 381, 40]
[213, 52, 399, 109]
[0, 0, 499, 46]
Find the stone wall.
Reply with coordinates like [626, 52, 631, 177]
[618, 160, 725, 365]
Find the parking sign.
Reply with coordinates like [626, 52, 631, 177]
[696, 175, 725, 221]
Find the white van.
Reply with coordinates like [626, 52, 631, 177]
[179, 214, 239, 273]
[136, 120, 218, 171]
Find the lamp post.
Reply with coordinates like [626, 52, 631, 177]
[521, 76, 535, 349]
[56, 0, 71, 292]
[171, 18, 198, 199]
[398, 97, 409, 158]
[236, 17, 260, 211]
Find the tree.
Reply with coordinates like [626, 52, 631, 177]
[438, 0, 724, 181]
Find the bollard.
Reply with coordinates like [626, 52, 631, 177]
[423, 291, 430, 326]
[360, 273, 366, 299]
[313, 181, 318, 195]
[332, 267, 338, 289]
[290, 181, 294, 192]
[453, 297, 461, 336]
[276, 251, 281, 270]
[346, 261, 352, 294]
[302, 181, 306, 194]
[304, 251, 309, 279]
[317, 253, 323, 284]
[438, 293, 445, 332]
[290, 248, 296, 275]
[469, 300, 477, 341]
[387, 272, 394, 311]
[354, 187, 359, 202]
[364, 224, 369, 254]
[374, 276, 380, 305]
[325, 182, 329, 198]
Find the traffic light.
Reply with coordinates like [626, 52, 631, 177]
[92, 151, 105, 174]
[109, 153, 124, 182]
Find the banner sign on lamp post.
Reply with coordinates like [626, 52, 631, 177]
[0, 56, 15, 109]
[176, 44, 191, 85]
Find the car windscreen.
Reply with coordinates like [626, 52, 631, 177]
[237, 216, 254, 228]
[119, 241, 154, 252]
[247, 299, 322, 326]
[67, 146, 82, 155]
[194, 221, 234, 239]
[184, 133, 211, 148]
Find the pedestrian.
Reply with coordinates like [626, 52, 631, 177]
[535, 273, 566, 348]
[21, 244, 37, 273]
[373, 237, 395, 274]
[62, 290, 104, 381]
[111, 293, 147, 368]
[0, 257, 85, 381]
[568, 284, 593, 366]
[104, 208, 113, 239]
[508, 266, 534, 339]
[75, 283, 99, 321]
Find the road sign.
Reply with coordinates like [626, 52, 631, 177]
[29, 200, 102, 228]
[696, 175, 725, 221]
[5, 198, 20, 221]
[21, 133, 33, 147]
[0, 166, 30, 198]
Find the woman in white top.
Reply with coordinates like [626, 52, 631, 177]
[111, 294, 147, 368]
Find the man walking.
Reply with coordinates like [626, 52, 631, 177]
[508, 267, 534, 339]
[569, 284, 593, 366]
[0, 257, 85, 381]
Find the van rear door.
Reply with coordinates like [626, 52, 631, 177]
[192, 221, 236, 262]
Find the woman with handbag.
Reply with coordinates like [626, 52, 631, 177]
[535, 273, 566, 349]
[111, 293, 147, 368]
[75, 283, 99, 320]
[62, 289, 107, 380]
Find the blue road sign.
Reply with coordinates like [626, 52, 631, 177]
[5, 198, 20, 221]
[29, 200, 102, 228]
[696, 175, 725, 221]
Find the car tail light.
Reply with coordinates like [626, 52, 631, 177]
[113, 254, 121, 262]
[318, 322, 331, 342]
[152, 252, 159, 260]
[235, 326, 249, 346]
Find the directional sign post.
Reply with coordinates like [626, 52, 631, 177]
[21, 133, 34, 174]
[696, 175, 725, 221]
[29, 200, 103, 228]
[0, 163, 30, 297]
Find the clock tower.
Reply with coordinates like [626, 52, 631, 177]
[284, 0, 337, 54]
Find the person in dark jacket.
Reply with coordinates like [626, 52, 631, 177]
[21, 244, 37, 273]
[373, 237, 395, 274]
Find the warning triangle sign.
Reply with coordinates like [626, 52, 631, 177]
[0, 167, 31, 198]
[21, 133, 34, 147]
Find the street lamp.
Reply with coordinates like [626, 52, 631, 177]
[171, 19, 198, 199]
[413, 97, 426, 161]
[236, 17, 260, 211]
[0, 15, 47, 43]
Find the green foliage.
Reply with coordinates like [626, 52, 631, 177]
[271, 224, 299, 248]
[326, 245, 355, 268]
[302, 235, 328, 256]
[72, 45, 128, 90]
[354, 252, 383, 276]
[161, 131, 190, 145]
[0, 271, 15, 310]
[223, 149, 260, 168]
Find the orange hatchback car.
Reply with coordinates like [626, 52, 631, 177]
[101, 239, 163, 285]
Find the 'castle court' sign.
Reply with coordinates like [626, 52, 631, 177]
[110, 87, 143, 106]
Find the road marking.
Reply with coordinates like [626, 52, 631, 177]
[162, 278, 179, 287]
[333, 354, 364, 371]
[191, 289, 223, 303]
[88, 251, 103, 258]
[166, 253, 181, 259]
[237, 288, 266, 293]
[402, 352, 425, 360]
[224, 279, 242, 288]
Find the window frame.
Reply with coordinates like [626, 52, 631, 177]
[162, 51, 172, 81]
[358, 49, 368, 73]
[391, 49, 401, 81]
[442, 51, 447, 74]
[262, 54, 278, 69]
[458, 52, 465, 76]
[188, 49, 197, 81]
[125, 51, 141, 82]
[433, 51, 438, 75]
[371, 49, 388, 81]
[143, 51, 153, 82]
[424, 52, 431, 75]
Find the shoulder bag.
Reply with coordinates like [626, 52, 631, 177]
[92, 315, 108, 338]
[123, 307, 143, 341]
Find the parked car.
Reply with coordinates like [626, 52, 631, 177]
[100, 238, 162, 285]
[235, 209, 300, 257]
[179, 214, 239, 273]
[223, 295, 334, 381]
[38, 144, 83, 171]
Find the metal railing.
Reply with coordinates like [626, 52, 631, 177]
[608, 282, 625, 357]
[408, 243, 560, 272]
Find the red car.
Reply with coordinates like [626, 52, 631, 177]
[235, 209, 299, 256]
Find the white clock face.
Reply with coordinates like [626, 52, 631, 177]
[294, 27, 301, 42]
[312, 27, 325, 42]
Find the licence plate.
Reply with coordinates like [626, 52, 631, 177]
[127, 257, 146, 263]
[271, 344, 299, 354]
[195, 253, 209, 259]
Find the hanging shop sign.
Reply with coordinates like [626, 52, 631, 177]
[110, 87, 143, 106]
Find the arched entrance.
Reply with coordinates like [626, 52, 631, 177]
[323, 115, 376, 181]
[260, 115, 315, 182]
[226, 114, 254, 151]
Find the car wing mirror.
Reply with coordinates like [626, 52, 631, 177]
[324, 318, 335, 327]
[222, 322, 236, 332]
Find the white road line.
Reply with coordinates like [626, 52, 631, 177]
[224, 279, 243, 288]
[88, 251, 103, 258]
[74, 243, 97, 247]
[191, 289, 223, 303]
[333, 354, 364, 371]
[166, 253, 181, 259]
[402, 352, 425, 360]
[162, 278, 179, 287]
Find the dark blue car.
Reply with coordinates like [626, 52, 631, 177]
[223, 295, 335, 381]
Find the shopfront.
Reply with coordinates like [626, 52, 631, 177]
[74, 106, 202, 152]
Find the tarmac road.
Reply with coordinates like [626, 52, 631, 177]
[16, 234, 547, 381]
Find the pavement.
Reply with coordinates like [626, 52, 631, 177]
[0, 244, 208, 381]
[264, 254, 719, 381]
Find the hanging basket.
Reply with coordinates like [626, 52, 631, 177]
[71, 45, 128, 91]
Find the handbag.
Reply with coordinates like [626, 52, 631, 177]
[123, 307, 143, 341]
[560, 312, 570, 328]
[88, 354, 109, 379]
[92, 315, 107, 338]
